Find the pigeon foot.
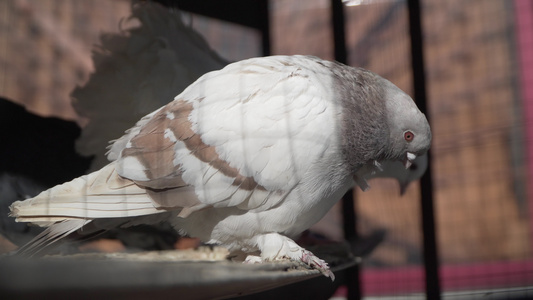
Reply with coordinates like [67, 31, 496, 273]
[248, 233, 335, 280]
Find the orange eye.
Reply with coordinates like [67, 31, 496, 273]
[404, 131, 414, 142]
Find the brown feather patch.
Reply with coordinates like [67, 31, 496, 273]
[121, 100, 264, 192]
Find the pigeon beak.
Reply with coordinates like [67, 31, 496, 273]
[399, 179, 408, 196]
[403, 152, 417, 169]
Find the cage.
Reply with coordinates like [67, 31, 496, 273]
[0, 0, 532, 299]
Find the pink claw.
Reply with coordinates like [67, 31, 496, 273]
[301, 250, 335, 281]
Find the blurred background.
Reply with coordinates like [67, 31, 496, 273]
[0, 0, 532, 298]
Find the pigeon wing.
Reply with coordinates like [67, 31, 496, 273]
[112, 56, 340, 214]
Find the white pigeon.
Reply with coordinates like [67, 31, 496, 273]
[10, 55, 431, 279]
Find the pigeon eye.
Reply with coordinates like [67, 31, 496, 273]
[404, 131, 414, 142]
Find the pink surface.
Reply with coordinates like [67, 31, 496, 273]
[360, 261, 533, 295]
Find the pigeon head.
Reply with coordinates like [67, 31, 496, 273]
[381, 79, 431, 168]
[333, 63, 431, 174]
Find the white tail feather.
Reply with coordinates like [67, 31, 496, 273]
[16, 219, 91, 257]
[10, 163, 164, 224]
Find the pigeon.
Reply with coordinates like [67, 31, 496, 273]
[72, 1, 228, 172]
[10, 55, 431, 279]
